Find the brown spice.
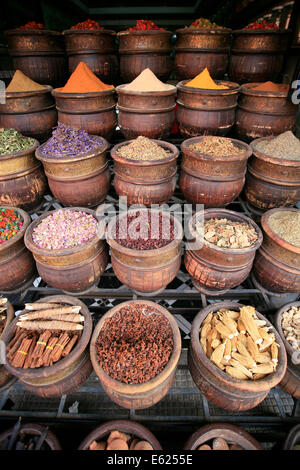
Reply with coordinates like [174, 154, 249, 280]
[188, 137, 244, 157]
[268, 210, 300, 247]
[197, 217, 258, 249]
[6, 70, 47, 92]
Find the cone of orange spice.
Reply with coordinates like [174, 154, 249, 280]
[59, 62, 114, 93]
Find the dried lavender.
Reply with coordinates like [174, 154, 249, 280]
[40, 122, 104, 159]
[0, 128, 35, 155]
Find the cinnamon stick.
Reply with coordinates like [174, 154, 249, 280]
[10, 337, 33, 368]
[50, 333, 70, 363]
[6, 330, 29, 360]
[23, 334, 37, 369]
[42, 335, 59, 367]
[62, 334, 79, 357]
[32, 331, 52, 358]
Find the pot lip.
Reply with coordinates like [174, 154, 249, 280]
[52, 87, 115, 98]
[240, 82, 289, 98]
[0, 300, 14, 342]
[117, 29, 172, 36]
[62, 28, 116, 36]
[24, 207, 106, 257]
[177, 79, 240, 94]
[176, 27, 232, 34]
[188, 208, 263, 254]
[283, 424, 300, 450]
[274, 300, 300, 358]
[261, 207, 300, 254]
[232, 28, 291, 35]
[0, 139, 39, 160]
[78, 419, 162, 450]
[0, 423, 62, 450]
[4, 29, 62, 36]
[106, 207, 183, 256]
[181, 135, 252, 162]
[116, 83, 177, 95]
[183, 422, 263, 450]
[2, 295, 93, 379]
[110, 138, 179, 165]
[4, 85, 53, 98]
[250, 136, 300, 167]
[89, 299, 182, 394]
[35, 135, 109, 163]
[190, 301, 287, 393]
[0, 206, 32, 253]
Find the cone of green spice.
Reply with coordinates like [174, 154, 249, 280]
[0, 128, 35, 155]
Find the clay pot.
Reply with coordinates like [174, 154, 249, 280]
[0, 300, 17, 392]
[35, 136, 110, 207]
[106, 208, 183, 296]
[0, 422, 62, 450]
[0, 207, 36, 293]
[283, 424, 300, 450]
[184, 423, 263, 450]
[78, 419, 162, 450]
[2, 295, 93, 398]
[174, 27, 232, 80]
[274, 301, 300, 399]
[0, 87, 57, 142]
[89, 299, 181, 409]
[184, 208, 263, 295]
[179, 136, 252, 207]
[24, 207, 108, 294]
[188, 301, 287, 411]
[176, 80, 240, 137]
[110, 139, 179, 206]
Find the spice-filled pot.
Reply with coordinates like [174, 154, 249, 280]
[106, 208, 183, 296]
[0, 138, 47, 213]
[0, 299, 17, 392]
[116, 84, 177, 140]
[24, 207, 108, 294]
[252, 208, 300, 294]
[90, 299, 181, 409]
[235, 83, 298, 142]
[63, 29, 119, 84]
[0, 87, 57, 142]
[4, 29, 67, 88]
[0, 422, 62, 450]
[118, 30, 173, 83]
[274, 301, 300, 399]
[185, 208, 263, 295]
[36, 132, 110, 208]
[179, 136, 252, 207]
[0, 207, 36, 293]
[184, 423, 263, 450]
[176, 80, 240, 137]
[229, 29, 290, 84]
[110, 138, 179, 206]
[2, 295, 93, 398]
[244, 136, 300, 211]
[78, 419, 162, 450]
[51, 88, 117, 139]
[189, 301, 287, 411]
[283, 424, 300, 450]
[174, 28, 232, 80]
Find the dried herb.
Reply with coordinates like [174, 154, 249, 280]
[0, 208, 23, 244]
[281, 306, 300, 352]
[188, 137, 244, 157]
[40, 122, 104, 159]
[254, 131, 300, 160]
[197, 217, 258, 249]
[0, 128, 35, 155]
[268, 210, 300, 247]
[96, 303, 174, 384]
[117, 136, 171, 161]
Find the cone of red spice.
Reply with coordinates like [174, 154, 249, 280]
[0, 208, 23, 244]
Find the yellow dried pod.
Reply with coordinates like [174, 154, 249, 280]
[225, 366, 249, 380]
[247, 336, 259, 360]
[211, 339, 221, 349]
[215, 321, 234, 339]
[271, 343, 279, 365]
[255, 352, 272, 364]
[201, 322, 211, 339]
[200, 337, 207, 355]
[210, 342, 226, 365]
[250, 363, 274, 374]
[236, 339, 253, 360]
[229, 358, 253, 379]
[253, 373, 266, 380]
[232, 351, 256, 369]
[203, 312, 213, 325]
[224, 339, 232, 362]
[237, 318, 246, 334]
[240, 307, 262, 345]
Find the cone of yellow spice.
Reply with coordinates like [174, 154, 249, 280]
[185, 68, 228, 90]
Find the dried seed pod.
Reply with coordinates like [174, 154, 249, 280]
[200, 337, 207, 355]
[223, 339, 232, 362]
[247, 336, 259, 360]
[232, 351, 256, 369]
[212, 438, 229, 450]
[210, 342, 226, 365]
[89, 440, 106, 450]
[106, 439, 129, 450]
[203, 312, 213, 325]
[198, 444, 212, 450]
[271, 343, 279, 365]
[201, 322, 211, 339]
[253, 373, 266, 380]
[255, 352, 272, 364]
[133, 441, 154, 451]
[211, 338, 221, 349]
[215, 321, 234, 339]
[250, 363, 274, 375]
[226, 366, 249, 380]
[107, 430, 130, 443]
[220, 313, 238, 336]
[229, 358, 253, 379]
[240, 307, 262, 345]
[237, 318, 246, 334]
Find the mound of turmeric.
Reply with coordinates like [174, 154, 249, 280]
[185, 68, 228, 90]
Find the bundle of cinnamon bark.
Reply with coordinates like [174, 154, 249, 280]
[6, 301, 84, 369]
[0, 297, 8, 336]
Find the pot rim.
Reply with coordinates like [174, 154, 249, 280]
[110, 138, 179, 166]
[4, 29, 62, 36]
[274, 300, 300, 358]
[183, 422, 263, 450]
[78, 419, 162, 450]
[232, 28, 291, 35]
[106, 207, 184, 257]
[89, 299, 182, 394]
[181, 135, 252, 162]
[0, 139, 39, 160]
[24, 207, 106, 257]
[0, 422, 62, 450]
[117, 29, 173, 36]
[190, 301, 287, 393]
[188, 208, 263, 255]
[176, 27, 232, 34]
[240, 82, 290, 98]
[0, 206, 32, 253]
[116, 83, 177, 96]
[261, 207, 300, 255]
[5, 85, 53, 98]
[52, 87, 115, 98]
[2, 295, 93, 379]
[177, 79, 240, 94]
[62, 29, 116, 36]
[250, 136, 300, 167]
[35, 135, 109, 164]
[0, 300, 14, 341]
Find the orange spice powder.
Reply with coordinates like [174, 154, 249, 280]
[185, 68, 228, 90]
[253, 81, 287, 92]
[60, 62, 114, 93]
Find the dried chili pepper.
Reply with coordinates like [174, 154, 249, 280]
[70, 19, 103, 30]
[244, 19, 279, 30]
[19, 21, 45, 30]
[127, 19, 165, 31]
